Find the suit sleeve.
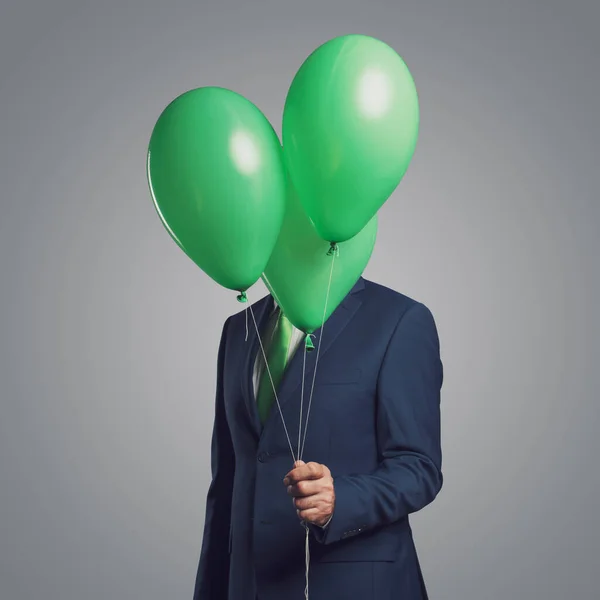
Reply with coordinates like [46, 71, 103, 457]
[193, 317, 235, 599]
[311, 301, 443, 545]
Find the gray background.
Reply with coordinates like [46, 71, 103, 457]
[1, 0, 598, 598]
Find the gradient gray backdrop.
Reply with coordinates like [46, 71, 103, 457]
[1, 1, 599, 599]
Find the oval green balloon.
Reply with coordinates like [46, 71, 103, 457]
[262, 180, 377, 333]
[283, 34, 419, 243]
[148, 87, 286, 292]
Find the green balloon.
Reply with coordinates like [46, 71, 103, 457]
[262, 181, 377, 333]
[283, 34, 419, 243]
[147, 87, 286, 292]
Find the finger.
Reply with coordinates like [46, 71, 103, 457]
[283, 464, 311, 485]
[287, 479, 321, 497]
[293, 492, 329, 511]
[297, 507, 321, 523]
[283, 460, 305, 482]
[283, 462, 325, 486]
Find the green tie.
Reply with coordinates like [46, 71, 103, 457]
[256, 310, 293, 424]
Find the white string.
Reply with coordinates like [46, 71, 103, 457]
[247, 301, 297, 464]
[304, 523, 310, 600]
[246, 296, 308, 595]
[298, 247, 337, 600]
[244, 304, 249, 342]
[297, 343, 307, 461]
[299, 249, 337, 461]
[242, 249, 336, 600]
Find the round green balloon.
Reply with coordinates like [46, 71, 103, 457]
[262, 181, 377, 333]
[147, 87, 286, 292]
[283, 34, 419, 243]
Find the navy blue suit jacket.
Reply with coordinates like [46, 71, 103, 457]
[194, 277, 443, 600]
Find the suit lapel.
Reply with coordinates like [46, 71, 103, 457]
[240, 293, 274, 439]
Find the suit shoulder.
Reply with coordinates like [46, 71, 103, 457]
[361, 279, 439, 332]
[361, 278, 428, 312]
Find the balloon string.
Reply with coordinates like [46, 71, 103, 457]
[247, 300, 297, 464]
[298, 342, 308, 461]
[304, 522, 310, 600]
[237, 291, 249, 342]
[297, 244, 337, 599]
[299, 246, 337, 462]
[244, 249, 336, 600]
[299, 345, 311, 599]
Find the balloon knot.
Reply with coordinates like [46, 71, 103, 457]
[327, 242, 339, 257]
[305, 334, 316, 351]
[236, 291, 248, 303]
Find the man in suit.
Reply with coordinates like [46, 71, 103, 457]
[193, 276, 443, 600]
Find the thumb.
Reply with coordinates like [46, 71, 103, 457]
[294, 460, 306, 467]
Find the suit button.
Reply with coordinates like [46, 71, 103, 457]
[258, 452, 269, 462]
